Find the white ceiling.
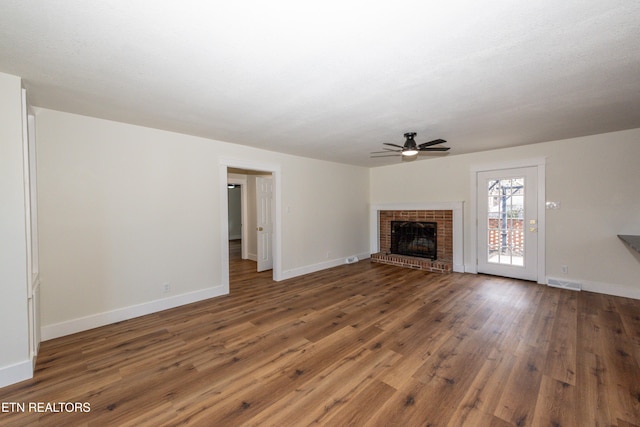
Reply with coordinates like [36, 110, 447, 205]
[1, 1, 639, 167]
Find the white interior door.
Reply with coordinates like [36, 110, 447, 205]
[477, 167, 538, 281]
[256, 176, 273, 272]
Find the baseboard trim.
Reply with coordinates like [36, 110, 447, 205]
[281, 252, 371, 281]
[455, 268, 639, 299]
[41, 286, 226, 341]
[0, 359, 33, 388]
[579, 278, 640, 300]
[542, 275, 639, 299]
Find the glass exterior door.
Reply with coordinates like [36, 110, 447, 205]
[477, 167, 538, 281]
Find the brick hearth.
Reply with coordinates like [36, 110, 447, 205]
[371, 209, 453, 273]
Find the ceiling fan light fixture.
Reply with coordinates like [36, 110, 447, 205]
[371, 132, 449, 160]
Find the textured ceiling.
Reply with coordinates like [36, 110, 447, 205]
[1, 0, 639, 167]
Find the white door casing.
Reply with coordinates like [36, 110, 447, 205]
[22, 89, 40, 365]
[219, 159, 282, 292]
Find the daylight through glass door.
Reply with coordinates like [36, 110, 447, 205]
[487, 177, 525, 266]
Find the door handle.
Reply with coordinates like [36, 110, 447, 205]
[529, 227, 537, 232]
[257, 227, 263, 231]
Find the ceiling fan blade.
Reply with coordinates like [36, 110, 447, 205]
[370, 154, 401, 158]
[383, 142, 404, 149]
[371, 149, 401, 154]
[418, 139, 447, 148]
[418, 147, 450, 152]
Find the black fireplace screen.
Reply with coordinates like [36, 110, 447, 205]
[391, 221, 437, 260]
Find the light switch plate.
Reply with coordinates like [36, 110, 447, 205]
[545, 201, 561, 209]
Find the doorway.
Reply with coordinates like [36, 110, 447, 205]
[226, 172, 273, 270]
[219, 160, 281, 293]
[472, 160, 546, 283]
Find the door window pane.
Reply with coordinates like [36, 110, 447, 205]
[487, 177, 525, 266]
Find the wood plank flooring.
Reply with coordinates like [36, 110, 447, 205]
[1, 243, 639, 426]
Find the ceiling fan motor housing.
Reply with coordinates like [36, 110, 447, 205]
[403, 132, 418, 151]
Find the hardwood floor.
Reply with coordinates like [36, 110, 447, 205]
[1, 243, 639, 426]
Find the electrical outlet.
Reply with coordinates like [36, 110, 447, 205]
[561, 265, 568, 274]
[326, 251, 331, 259]
[163, 282, 170, 293]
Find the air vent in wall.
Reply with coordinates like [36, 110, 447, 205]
[547, 278, 582, 291]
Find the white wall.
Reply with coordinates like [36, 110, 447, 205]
[370, 129, 640, 299]
[36, 108, 370, 338]
[0, 72, 31, 386]
[283, 160, 370, 274]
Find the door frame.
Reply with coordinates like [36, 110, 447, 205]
[219, 158, 282, 293]
[23, 89, 40, 367]
[469, 157, 546, 284]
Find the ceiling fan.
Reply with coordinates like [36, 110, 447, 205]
[371, 132, 450, 158]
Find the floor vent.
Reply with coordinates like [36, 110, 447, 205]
[345, 256, 359, 264]
[547, 277, 582, 291]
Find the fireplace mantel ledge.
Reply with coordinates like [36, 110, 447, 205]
[369, 202, 464, 273]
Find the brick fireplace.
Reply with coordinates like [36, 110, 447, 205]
[369, 202, 465, 273]
[371, 209, 454, 272]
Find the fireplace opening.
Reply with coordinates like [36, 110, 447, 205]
[391, 221, 437, 260]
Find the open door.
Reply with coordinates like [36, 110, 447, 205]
[256, 176, 273, 272]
